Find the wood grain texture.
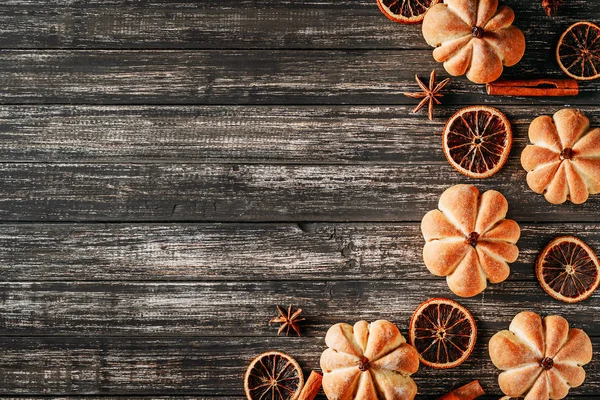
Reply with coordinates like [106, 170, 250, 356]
[2, 0, 600, 397]
[2, 222, 600, 282]
[1, 105, 598, 163]
[0, 0, 595, 50]
[0, 50, 597, 105]
[1, 162, 600, 222]
[0, 336, 598, 397]
[2, 280, 600, 336]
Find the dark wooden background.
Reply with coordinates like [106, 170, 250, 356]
[0, 0, 599, 399]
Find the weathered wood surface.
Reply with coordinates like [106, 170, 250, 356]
[1, 222, 599, 282]
[2, 0, 600, 398]
[0, 105, 598, 163]
[2, 280, 600, 336]
[0, 0, 594, 50]
[0, 50, 598, 105]
[1, 162, 600, 222]
[0, 336, 598, 397]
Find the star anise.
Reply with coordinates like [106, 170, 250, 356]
[542, 0, 563, 16]
[270, 305, 304, 336]
[403, 70, 450, 120]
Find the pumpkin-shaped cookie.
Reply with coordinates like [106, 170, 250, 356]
[489, 311, 592, 399]
[521, 108, 600, 204]
[421, 184, 520, 297]
[320, 320, 419, 400]
[422, 0, 526, 83]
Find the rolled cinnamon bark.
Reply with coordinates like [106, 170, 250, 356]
[437, 380, 485, 400]
[486, 79, 578, 96]
[298, 371, 323, 400]
[437, 393, 461, 400]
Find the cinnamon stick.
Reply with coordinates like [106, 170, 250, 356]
[437, 380, 485, 400]
[298, 371, 323, 400]
[437, 394, 460, 400]
[486, 78, 578, 97]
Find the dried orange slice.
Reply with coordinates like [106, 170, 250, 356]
[409, 298, 477, 369]
[557, 22, 600, 81]
[376, 0, 441, 24]
[443, 106, 512, 179]
[536, 236, 600, 303]
[244, 351, 304, 400]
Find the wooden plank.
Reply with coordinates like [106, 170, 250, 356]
[0, 162, 599, 222]
[1, 106, 599, 163]
[0, 50, 597, 105]
[2, 222, 600, 282]
[0, 1, 594, 50]
[1, 280, 600, 336]
[0, 336, 598, 396]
